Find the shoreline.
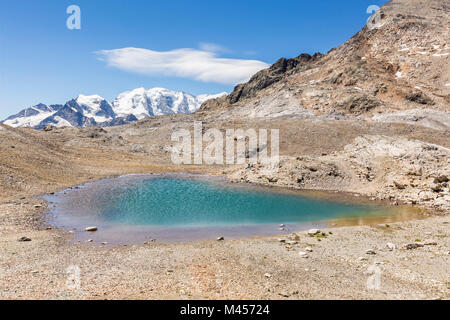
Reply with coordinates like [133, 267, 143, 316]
[39, 171, 428, 245]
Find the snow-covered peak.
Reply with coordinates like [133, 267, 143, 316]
[76, 94, 106, 107]
[3, 104, 62, 128]
[3, 88, 227, 129]
[112, 87, 225, 120]
[75, 94, 114, 123]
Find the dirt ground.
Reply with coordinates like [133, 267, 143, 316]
[0, 120, 448, 300]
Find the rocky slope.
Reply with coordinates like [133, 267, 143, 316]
[199, 0, 449, 128]
[226, 135, 450, 212]
[3, 88, 226, 129]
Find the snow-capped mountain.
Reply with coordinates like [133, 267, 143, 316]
[2, 88, 227, 129]
[3, 103, 64, 128]
[112, 88, 226, 120]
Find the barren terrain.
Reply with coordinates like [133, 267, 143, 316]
[0, 0, 448, 299]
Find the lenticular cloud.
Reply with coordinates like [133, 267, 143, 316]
[96, 47, 269, 85]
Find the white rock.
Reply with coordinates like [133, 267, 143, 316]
[386, 243, 397, 251]
[299, 252, 309, 258]
[85, 226, 98, 232]
[305, 247, 313, 252]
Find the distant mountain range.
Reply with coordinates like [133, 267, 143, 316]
[2, 88, 227, 129]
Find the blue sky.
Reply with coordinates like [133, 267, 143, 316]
[0, 0, 387, 119]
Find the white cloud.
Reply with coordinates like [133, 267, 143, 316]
[96, 47, 269, 85]
[198, 42, 230, 53]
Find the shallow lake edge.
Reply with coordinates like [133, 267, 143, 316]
[39, 172, 429, 245]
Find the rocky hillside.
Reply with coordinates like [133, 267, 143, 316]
[200, 0, 449, 129]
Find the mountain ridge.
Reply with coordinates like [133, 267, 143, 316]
[199, 0, 449, 125]
[3, 88, 227, 129]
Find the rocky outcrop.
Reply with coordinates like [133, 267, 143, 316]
[227, 53, 323, 104]
[225, 135, 450, 212]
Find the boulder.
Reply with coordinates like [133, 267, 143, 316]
[308, 229, 321, 235]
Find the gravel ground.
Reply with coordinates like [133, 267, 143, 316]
[0, 197, 448, 300]
[0, 118, 448, 300]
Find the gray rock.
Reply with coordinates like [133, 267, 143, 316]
[366, 249, 376, 255]
[18, 237, 31, 242]
[85, 226, 98, 232]
[308, 229, 321, 235]
[217, 237, 225, 241]
[405, 243, 424, 250]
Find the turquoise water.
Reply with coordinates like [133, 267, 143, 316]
[103, 178, 389, 226]
[45, 174, 414, 243]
